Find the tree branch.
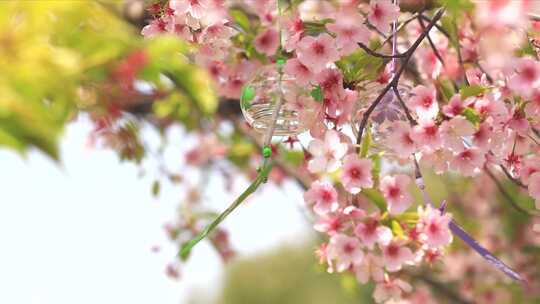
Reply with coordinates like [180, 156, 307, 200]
[355, 8, 446, 151]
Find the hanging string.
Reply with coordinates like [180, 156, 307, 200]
[390, 0, 399, 78]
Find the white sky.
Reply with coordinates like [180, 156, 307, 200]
[0, 118, 312, 304]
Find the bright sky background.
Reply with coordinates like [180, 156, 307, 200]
[0, 118, 312, 304]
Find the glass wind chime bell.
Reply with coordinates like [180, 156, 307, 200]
[351, 1, 410, 154]
[240, 65, 316, 136]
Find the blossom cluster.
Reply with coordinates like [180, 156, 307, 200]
[141, 0, 540, 302]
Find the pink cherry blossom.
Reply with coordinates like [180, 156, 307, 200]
[304, 180, 339, 215]
[440, 116, 475, 152]
[420, 149, 451, 175]
[327, 234, 365, 272]
[416, 47, 443, 79]
[307, 130, 348, 173]
[141, 18, 168, 38]
[368, 0, 400, 33]
[508, 57, 540, 98]
[341, 154, 373, 194]
[380, 174, 413, 215]
[170, 0, 208, 19]
[519, 156, 540, 185]
[314, 215, 345, 236]
[411, 118, 443, 152]
[326, 13, 370, 56]
[442, 94, 466, 118]
[450, 147, 486, 176]
[525, 90, 540, 118]
[373, 276, 412, 303]
[407, 85, 439, 119]
[316, 68, 344, 102]
[386, 121, 417, 159]
[355, 215, 392, 249]
[417, 205, 453, 249]
[254, 28, 280, 56]
[283, 58, 314, 86]
[283, 14, 304, 52]
[355, 253, 384, 284]
[296, 33, 340, 73]
[473, 119, 495, 151]
[381, 240, 414, 272]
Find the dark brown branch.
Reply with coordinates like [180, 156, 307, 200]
[393, 85, 417, 125]
[357, 42, 406, 58]
[355, 8, 446, 151]
[419, 14, 450, 38]
[417, 16, 446, 67]
[500, 165, 527, 189]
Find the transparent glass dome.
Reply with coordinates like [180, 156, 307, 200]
[240, 66, 317, 136]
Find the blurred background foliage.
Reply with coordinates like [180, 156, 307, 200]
[0, 1, 216, 160]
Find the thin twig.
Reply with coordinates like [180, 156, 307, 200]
[417, 16, 446, 67]
[500, 165, 527, 189]
[357, 42, 406, 58]
[355, 8, 446, 151]
[485, 167, 533, 216]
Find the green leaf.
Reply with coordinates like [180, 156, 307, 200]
[240, 85, 255, 109]
[230, 9, 251, 33]
[438, 0, 473, 17]
[310, 85, 323, 102]
[391, 220, 405, 238]
[336, 48, 384, 85]
[460, 85, 486, 99]
[362, 188, 387, 211]
[462, 107, 481, 125]
[360, 130, 371, 158]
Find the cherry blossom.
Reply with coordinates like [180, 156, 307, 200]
[283, 58, 314, 86]
[367, 0, 400, 33]
[326, 12, 370, 56]
[440, 116, 475, 152]
[508, 57, 540, 98]
[314, 215, 345, 236]
[307, 130, 348, 173]
[519, 156, 540, 185]
[417, 206, 453, 249]
[381, 240, 414, 272]
[327, 234, 365, 272]
[411, 118, 443, 152]
[407, 85, 439, 119]
[450, 147, 486, 176]
[296, 33, 340, 73]
[355, 253, 385, 284]
[254, 28, 280, 56]
[373, 276, 412, 303]
[442, 94, 466, 119]
[341, 154, 373, 194]
[386, 121, 417, 159]
[380, 174, 413, 215]
[170, 0, 208, 19]
[304, 180, 339, 215]
[354, 214, 392, 249]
